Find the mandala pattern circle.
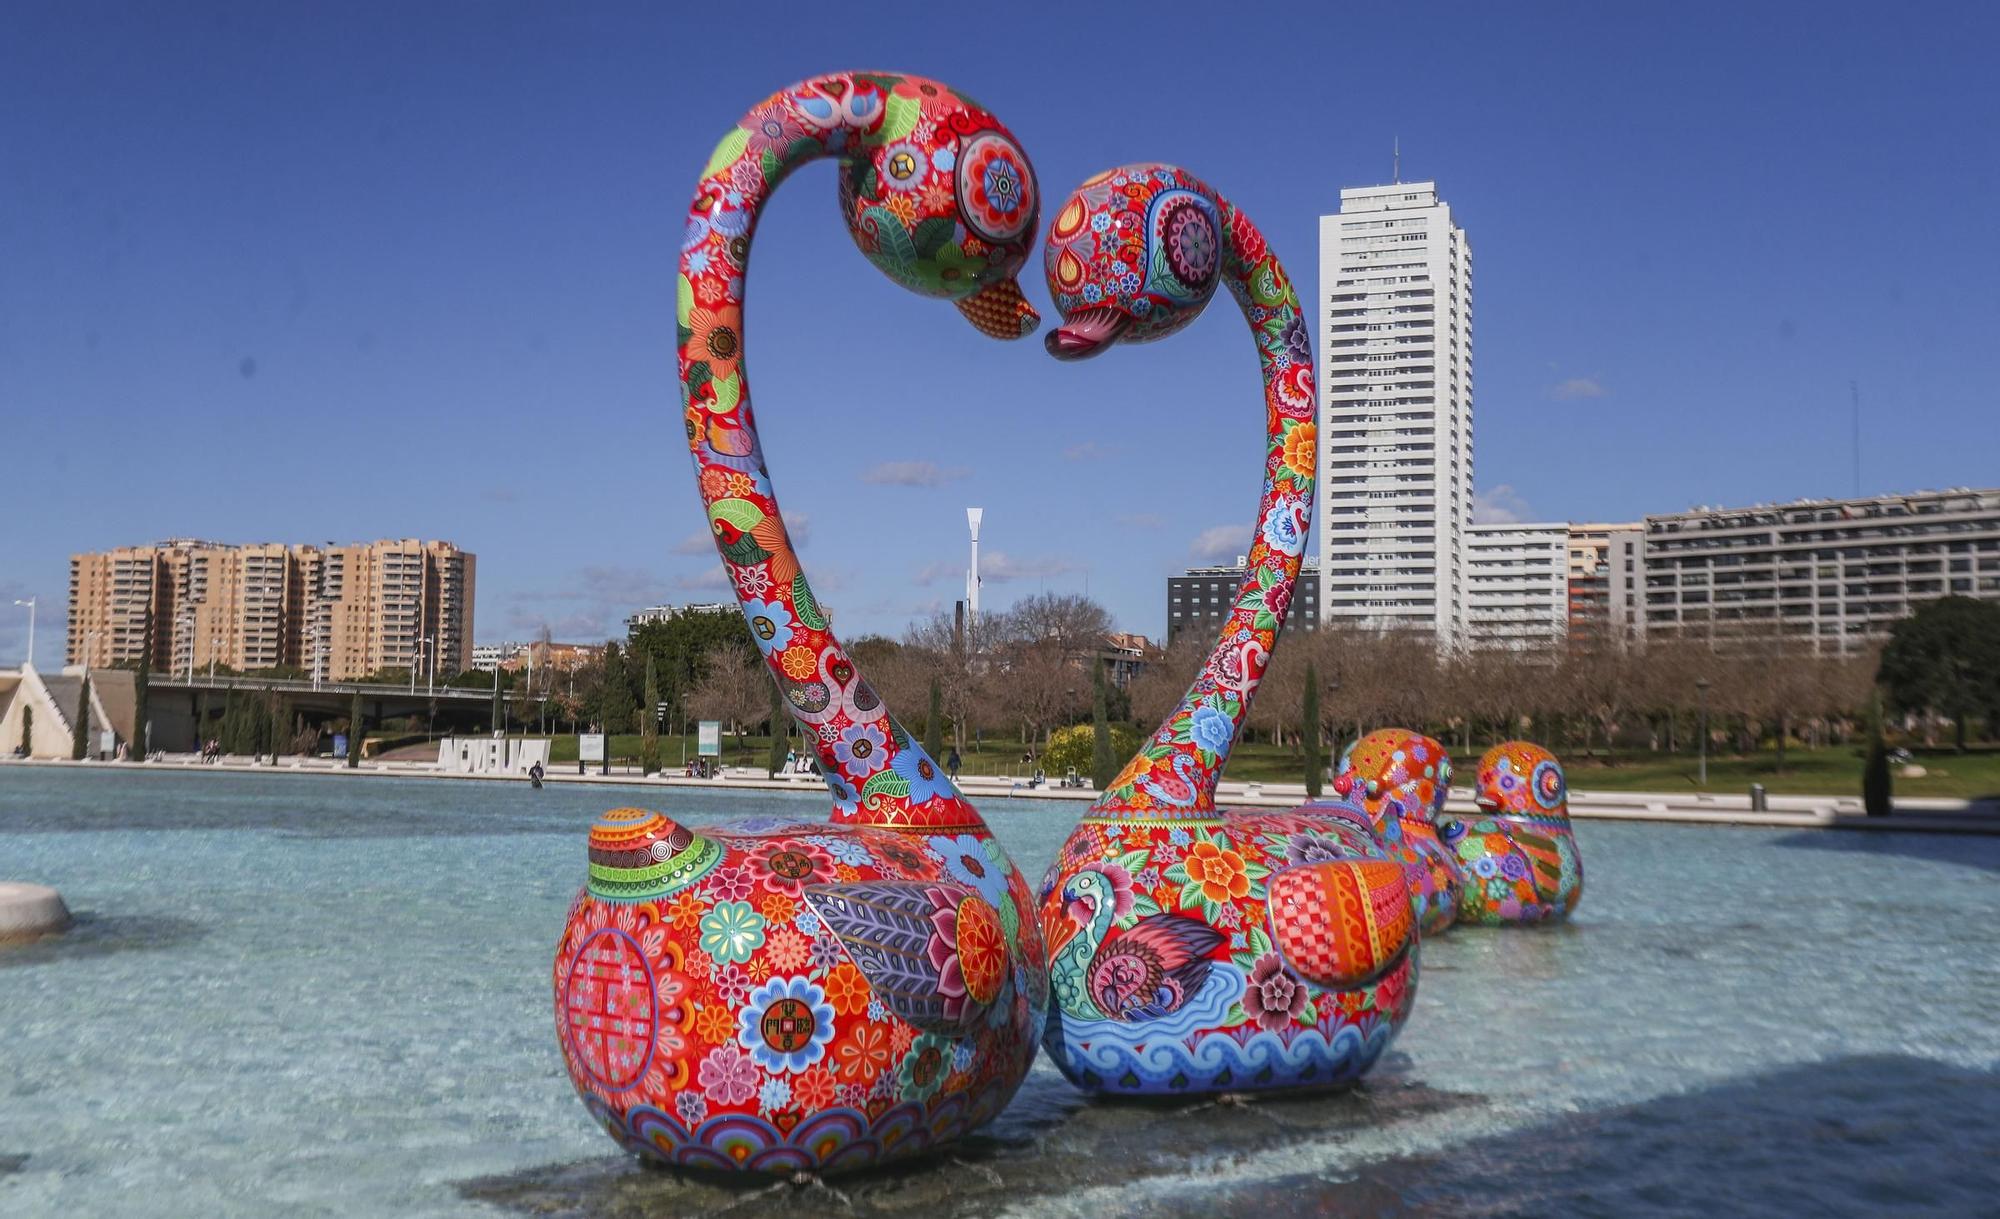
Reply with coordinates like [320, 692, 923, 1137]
[1159, 197, 1218, 288]
[957, 132, 1034, 243]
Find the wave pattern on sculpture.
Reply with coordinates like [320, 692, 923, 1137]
[555, 71, 1047, 1175]
[1034, 164, 1417, 1097]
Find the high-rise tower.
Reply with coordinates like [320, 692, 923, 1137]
[1316, 181, 1473, 647]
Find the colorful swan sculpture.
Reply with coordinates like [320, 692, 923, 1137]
[1035, 164, 1418, 1097]
[1331, 728, 1466, 936]
[1448, 740, 1584, 923]
[553, 71, 1048, 1175]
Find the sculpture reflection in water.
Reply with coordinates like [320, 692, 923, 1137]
[1036, 164, 1419, 1098]
[553, 70, 1048, 1176]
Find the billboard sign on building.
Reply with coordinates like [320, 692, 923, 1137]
[697, 721, 721, 757]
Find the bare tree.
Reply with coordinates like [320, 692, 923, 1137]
[689, 645, 772, 759]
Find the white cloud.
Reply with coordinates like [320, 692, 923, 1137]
[1549, 376, 1606, 401]
[1063, 441, 1106, 462]
[861, 461, 967, 488]
[1473, 485, 1534, 524]
[1187, 525, 1246, 564]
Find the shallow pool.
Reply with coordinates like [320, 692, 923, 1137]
[2, 767, 1997, 1217]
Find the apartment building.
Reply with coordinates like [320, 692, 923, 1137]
[1167, 559, 1321, 641]
[68, 539, 474, 681]
[1317, 181, 1474, 647]
[1564, 522, 1642, 639]
[1463, 523, 1568, 650]
[1605, 488, 2000, 653]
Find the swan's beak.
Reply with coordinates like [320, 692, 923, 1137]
[1044, 306, 1131, 361]
[954, 276, 1040, 340]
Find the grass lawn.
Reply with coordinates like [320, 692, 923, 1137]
[496, 731, 2000, 802]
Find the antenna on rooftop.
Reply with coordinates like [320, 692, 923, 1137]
[1849, 380, 1861, 497]
[1392, 135, 1401, 185]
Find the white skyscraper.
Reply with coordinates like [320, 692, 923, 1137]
[1316, 181, 1473, 648]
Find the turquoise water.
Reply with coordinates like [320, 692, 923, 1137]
[2, 766, 1997, 1217]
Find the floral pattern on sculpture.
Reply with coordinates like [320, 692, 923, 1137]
[556, 71, 1048, 1177]
[1037, 166, 1418, 1098]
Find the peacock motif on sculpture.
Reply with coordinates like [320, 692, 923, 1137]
[1035, 165, 1420, 1097]
[553, 71, 1048, 1176]
[1053, 866, 1224, 1022]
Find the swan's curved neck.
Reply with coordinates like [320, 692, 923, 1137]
[676, 75, 979, 832]
[1088, 197, 1315, 823]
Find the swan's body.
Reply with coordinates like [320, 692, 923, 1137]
[1451, 741, 1584, 923]
[1332, 729, 1466, 936]
[555, 71, 1047, 1175]
[1035, 165, 1417, 1098]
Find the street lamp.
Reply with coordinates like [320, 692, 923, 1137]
[1695, 677, 1711, 787]
[410, 637, 433, 695]
[11, 597, 34, 667]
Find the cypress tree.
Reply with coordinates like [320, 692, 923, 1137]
[132, 650, 150, 760]
[1303, 661, 1324, 798]
[490, 671, 503, 735]
[1091, 660, 1115, 790]
[766, 681, 787, 778]
[347, 690, 364, 768]
[267, 690, 287, 761]
[1863, 690, 1892, 817]
[71, 674, 92, 760]
[220, 689, 241, 754]
[20, 704, 32, 756]
[640, 654, 661, 776]
[926, 677, 945, 759]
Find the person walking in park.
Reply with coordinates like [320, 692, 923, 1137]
[947, 747, 961, 780]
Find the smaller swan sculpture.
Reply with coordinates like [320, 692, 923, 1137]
[554, 71, 1047, 1176]
[1035, 164, 1418, 1097]
[1331, 728, 1466, 936]
[1447, 741, 1584, 924]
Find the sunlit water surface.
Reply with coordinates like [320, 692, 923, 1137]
[2, 767, 1997, 1217]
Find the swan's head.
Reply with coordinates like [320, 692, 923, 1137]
[1334, 728, 1452, 827]
[830, 76, 1041, 339]
[1475, 741, 1568, 818]
[1042, 163, 1223, 360]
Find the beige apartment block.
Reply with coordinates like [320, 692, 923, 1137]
[68, 539, 474, 681]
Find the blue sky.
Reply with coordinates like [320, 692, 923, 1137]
[4, 1, 1997, 666]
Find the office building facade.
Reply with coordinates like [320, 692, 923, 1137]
[1605, 488, 2000, 653]
[1168, 560, 1321, 641]
[1317, 181, 1474, 647]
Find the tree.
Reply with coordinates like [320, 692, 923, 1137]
[1302, 660, 1323, 797]
[1863, 690, 1892, 816]
[925, 676, 945, 760]
[766, 682, 788, 777]
[1878, 596, 2000, 752]
[1091, 660, 1116, 789]
[131, 650, 150, 760]
[348, 690, 364, 768]
[640, 654, 661, 776]
[491, 670, 504, 735]
[267, 690, 288, 761]
[71, 674, 91, 759]
[1043, 722, 1140, 776]
[689, 644, 768, 760]
[19, 704, 31, 756]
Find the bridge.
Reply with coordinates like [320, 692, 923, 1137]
[146, 674, 537, 752]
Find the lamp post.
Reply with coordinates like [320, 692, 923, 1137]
[11, 597, 34, 667]
[1695, 676, 1711, 787]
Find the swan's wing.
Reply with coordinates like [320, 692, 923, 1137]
[1266, 859, 1412, 990]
